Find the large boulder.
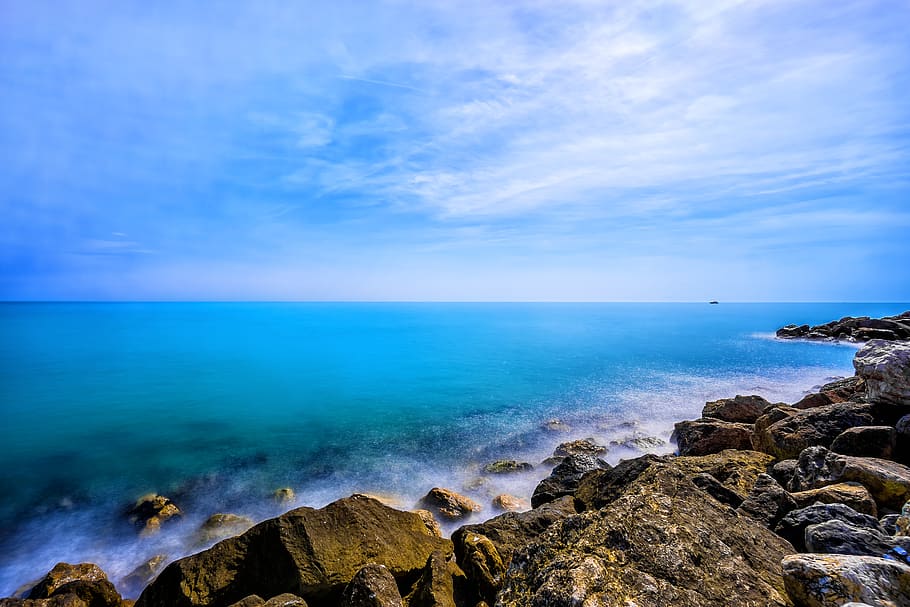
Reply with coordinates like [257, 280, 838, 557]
[667, 449, 775, 495]
[854, 340, 910, 406]
[497, 465, 794, 607]
[418, 488, 481, 521]
[135, 495, 451, 607]
[782, 554, 910, 607]
[701, 395, 772, 423]
[530, 453, 609, 508]
[830, 426, 896, 460]
[672, 418, 753, 456]
[12, 563, 123, 607]
[805, 518, 910, 557]
[790, 482, 878, 517]
[775, 503, 883, 552]
[789, 446, 910, 511]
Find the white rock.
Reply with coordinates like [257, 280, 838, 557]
[854, 340, 910, 406]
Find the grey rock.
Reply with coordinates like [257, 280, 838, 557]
[805, 518, 910, 557]
[775, 502, 883, 552]
[830, 426, 896, 460]
[530, 453, 609, 508]
[854, 340, 910, 406]
[782, 554, 910, 607]
[735, 474, 796, 528]
[340, 564, 402, 607]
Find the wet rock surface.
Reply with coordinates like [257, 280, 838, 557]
[418, 488, 481, 521]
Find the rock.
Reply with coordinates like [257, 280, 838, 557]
[855, 328, 901, 341]
[404, 550, 463, 607]
[542, 419, 571, 432]
[790, 482, 879, 516]
[702, 394, 772, 423]
[19, 563, 123, 607]
[899, 500, 910, 536]
[831, 426, 897, 459]
[752, 402, 883, 460]
[690, 473, 746, 508]
[340, 564, 402, 607]
[775, 503, 884, 551]
[735, 473, 797, 528]
[195, 513, 254, 545]
[792, 390, 845, 410]
[530, 453, 609, 508]
[789, 446, 910, 511]
[573, 454, 662, 511]
[25, 564, 109, 599]
[805, 518, 910, 557]
[607, 435, 667, 452]
[552, 438, 607, 458]
[454, 533, 504, 606]
[498, 465, 794, 607]
[481, 460, 533, 475]
[121, 554, 168, 596]
[262, 595, 307, 607]
[454, 496, 577, 572]
[491, 495, 528, 512]
[897, 414, 910, 465]
[135, 494, 451, 607]
[419, 488, 481, 521]
[820, 376, 867, 401]
[782, 554, 910, 606]
[227, 597, 266, 607]
[670, 449, 776, 495]
[127, 494, 181, 536]
[412, 509, 442, 538]
[777, 324, 810, 338]
[881, 513, 901, 535]
[854, 340, 910, 406]
[771, 459, 798, 485]
[273, 488, 295, 504]
[672, 418, 753, 456]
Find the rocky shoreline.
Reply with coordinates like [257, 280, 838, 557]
[4, 312, 910, 607]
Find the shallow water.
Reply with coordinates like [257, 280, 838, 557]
[0, 302, 906, 596]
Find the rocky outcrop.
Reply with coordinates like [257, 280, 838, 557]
[672, 418, 753, 456]
[775, 503, 883, 552]
[702, 394, 773, 423]
[781, 554, 910, 606]
[530, 453, 608, 508]
[854, 339, 910, 406]
[830, 426, 896, 459]
[127, 494, 181, 536]
[135, 495, 451, 607]
[776, 312, 910, 343]
[498, 464, 794, 607]
[418, 488, 481, 521]
[789, 446, 910, 511]
[339, 565, 402, 607]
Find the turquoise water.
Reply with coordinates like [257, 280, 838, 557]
[1, 302, 908, 595]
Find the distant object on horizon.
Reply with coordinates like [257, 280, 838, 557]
[709, 301, 719, 304]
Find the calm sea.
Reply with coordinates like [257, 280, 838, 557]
[1, 302, 907, 596]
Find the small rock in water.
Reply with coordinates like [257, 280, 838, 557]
[491, 494, 529, 512]
[273, 487, 295, 504]
[21, 561, 123, 607]
[122, 554, 168, 597]
[552, 438, 607, 458]
[419, 487, 482, 520]
[195, 513, 255, 545]
[482, 460, 533, 474]
[542, 418, 571, 432]
[128, 494, 181, 536]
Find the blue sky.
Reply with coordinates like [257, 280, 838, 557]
[1, 1, 909, 301]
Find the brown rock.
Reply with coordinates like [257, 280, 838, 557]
[340, 564, 402, 607]
[491, 495, 528, 512]
[412, 509, 442, 538]
[127, 494, 181, 536]
[454, 533, 503, 606]
[404, 550, 464, 607]
[782, 554, 910, 607]
[702, 394, 773, 423]
[830, 426, 897, 460]
[25, 564, 108, 599]
[418, 488, 481, 521]
[195, 513, 255, 545]
[790, 482, 878, 517]
[752, 402, 881, 460]
[552, 439, 607, 458]
[121, 555, 168, 597]
[735, 473, 797, 528]
[672, 418, 753, 456]
[792, 390, 846, 410]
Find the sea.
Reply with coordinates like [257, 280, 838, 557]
[1, 302, 907, 597]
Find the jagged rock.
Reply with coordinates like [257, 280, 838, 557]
[790, 482, 879, 516]
[25, 564, 109, 600]
[820, 376, 867, 401]
[419, 488, 481, 521]
[574, 454, 662, 511]
[792, 390, 845, 410]
[552, 438, 607, 458]
[127, 494, 181, 536]
[453, 533, 503, 606]
[775, 503, 883, 552]
[782, 554, 910, 606]
[881, 513, 901, 535]
[607, 435, 667, 452]
[777, 324, 810, 338]
[491, 495, 528, 512]
[854, 340, 910, 406]
[789, 446, 910, 511]
[690, 473, 745, 508]
[121, 554, 168, 596]
[530, 453, 609, 508]
[897, 414, 910, 465]
[672, 418, 753, 456]
[195, 513, 255, 545]
[15, 563, 122, 607]
[454, 496, 577, 572]
[412, 509, 442, 538]
[340, 564, 402, 607]
[262, 595, 307, 606]
[752, 402, 885, 460]
[404, 550, 463, 607]
[498, 465, 794, 607]
[805, 518, 910, 557]
[668, 449, 775, 495]
[273, 488, 295, 504]
[831, 426, 896, 459]
[135, 495, 451, 607]
[701, 394, 772, 423]
[482, 460, 533, 475]
[771, 459, 798, 486]
[735, 473, 796, 528]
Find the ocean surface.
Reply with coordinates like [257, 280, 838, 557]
[1, 302, 908, 596]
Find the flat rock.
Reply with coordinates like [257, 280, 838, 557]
[830, 426, 896, 460]
[672, 418, 753, 456]
[498, 465, 794, 607]
[419, 488, 481, 520]
[701, 394, 773, 423]
[782, 554, 910, 607]
[789, 446, 910, 511]
[854, 339, 910, 406]
[340, 564, 402, 607]
[531, 453, 609, 508]
[790, 482, 878, 517]
[776, 502, 883, 552]
[135, 495, 451, 607]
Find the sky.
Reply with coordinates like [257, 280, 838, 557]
[1, 0, 909, 302]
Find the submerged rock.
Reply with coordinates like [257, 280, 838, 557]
[121, 554, 168, 597]
[272, 488, 295, 504]
[782, 554, 910, 606]
[419, 488, 481, 520]
[491, 494, 528, 512]
[482, 460, 533, 475]
[135, 495, 451, 607]
[127, 494, 181, 536]
[672, 418, 753, 456]
[552, 438, 607, 458]
[195, 513, 254, 545]
[854, 339, 910, 406]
